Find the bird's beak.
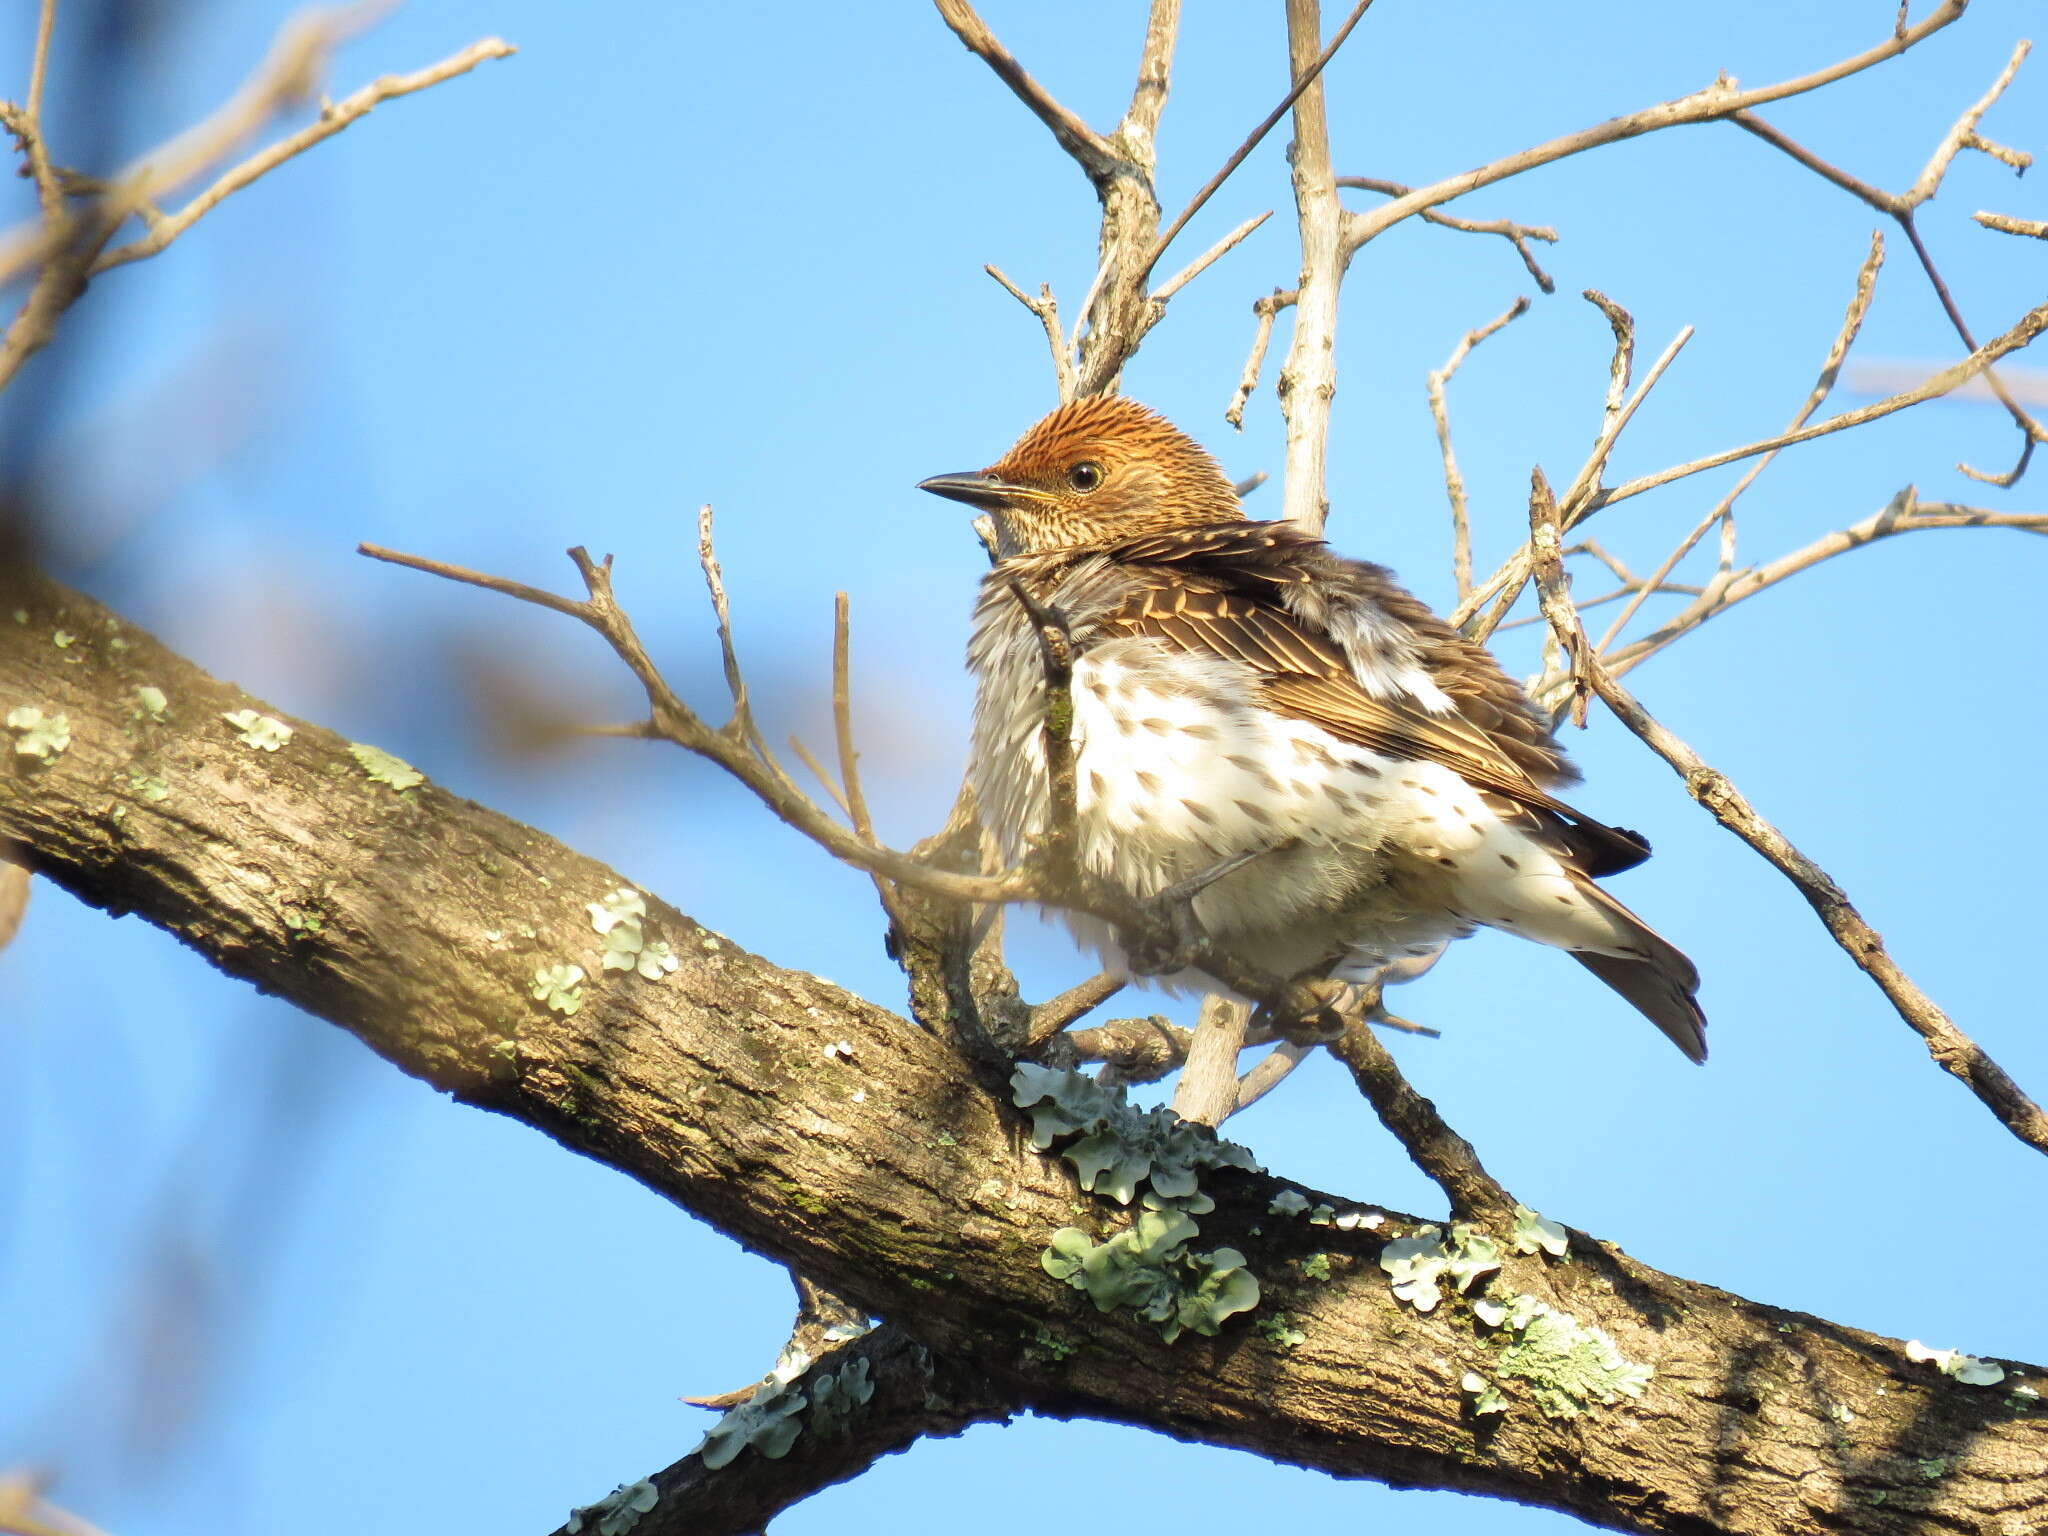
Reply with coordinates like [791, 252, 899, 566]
[916, 471, 1027, 511]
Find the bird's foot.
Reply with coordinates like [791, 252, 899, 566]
[1253, 977, 1352, 1046]
[1122, 888, 1210, 977]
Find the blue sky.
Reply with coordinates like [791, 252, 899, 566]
[4, 2, 2045, 1532]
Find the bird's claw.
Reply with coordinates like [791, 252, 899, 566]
[1253, 977, 1351, 1046]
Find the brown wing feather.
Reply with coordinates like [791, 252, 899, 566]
[1092, 540, 1651, 875]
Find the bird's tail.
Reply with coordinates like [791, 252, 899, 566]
[1563, 877, 1707, 1063]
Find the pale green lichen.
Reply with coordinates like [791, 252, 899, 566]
[1041, 1212, 1258, 1343]
[1510, 1204, 1569, 1258]
[1013, 1065, 1264, 1342]
[586, 887, 679, 981]
[7, 706, 70, 759]
[564, 1480, 659, 1536]
[1461, 1370, 1509, 1416]
[221, 709, 292, 751]
[698, 1382, 807, 1468]
[1492, 1293, 1652, 1418]
[52, 630, 74, 649]
[1906, 1340, 2005, 1387]
[132, 686, 168, 722]
[807, 1357, 875, 1435]
[1257, 1313, 1307, 1350]
[1299, 1252, 1332, 1282]
[531, 962, 587, 1015]
[1267, 1189, 1311, 1217]
[348, 742, 424, 791]
[1010, 1062, 1258, 1206]
[1379, 1224, 1500, 1312]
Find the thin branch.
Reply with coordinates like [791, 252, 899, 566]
[356, 542, 1037, 909]
[1225, 287, 1296, 428]
[1337, 176, 1557, 292]
[1136, 0, 1375, 288]
[1024, 972, 1127, 1048]
[832, 592, 904, 931]
[1592, 231, 1885, 656]
[930, 0, 1117, 185]
[1346, 0, 1969, 254]
[1604, 490, 2048, 680]
[1232, 1040, 1311, 1114]
[1326, 1017, 1515, 1225]
[1577, 646, 2048, 1162]
[1427, 296, 1530, 599]
[1976, 210, 2048, 240]
[1152, 209, 1273, 303]
[983, 266, 1075, 402]
[1117, 0, 1182, 148]
[1525, 468, 1592, 727]
[19, 0, 63, 216]
[1731, 42, 2043, 478]
[1599, 299, 2048, 509]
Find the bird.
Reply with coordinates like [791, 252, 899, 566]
[918, 395, 1706, 1063]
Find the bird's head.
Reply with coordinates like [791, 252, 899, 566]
[918, 396, 1243, 556]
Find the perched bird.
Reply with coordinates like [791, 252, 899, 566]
[919, 396, 1706, 1062]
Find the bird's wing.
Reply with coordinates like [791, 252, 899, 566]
[1092, 567, 1650, 873]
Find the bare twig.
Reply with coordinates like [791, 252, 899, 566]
[1525, 469, 1591, 727]
[1152, 209, 1273, 304]
[1976, 210, 2048, 240]
[1345, 1, 1969, 251]
[1233, 1040, 1312, 1114]
[1427, 296, 1531, 598]
[1604, 490, 2048, 679]
[1581, 650, 2048, 1161]
[1137, 0, 1375, 288]
[1327, 1017, 1515, 1224]
[984, 266, 1075, 402]
[1591, 232, 1885, 657]
[1732, 42, 2043, 480]
[357, 542, 1036, 909]
[1225, 287, 1296, 428]
[1337, 176, 1557, 292]
[1024, 971, 1127, 1048]
[930, 0, 1116, 184]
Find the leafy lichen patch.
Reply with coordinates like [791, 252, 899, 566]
[1906, 1339, 2005, 1387]
[221, 708, 292, 751]
[564, 1480, 659, 1536]
[531, 962, 587, 1015]
[348, 742, 425, 791]
[6, 706, 70, 759]
[132, 685, 168, 722]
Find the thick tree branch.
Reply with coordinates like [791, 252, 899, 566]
[6, 578, 2048, 1536]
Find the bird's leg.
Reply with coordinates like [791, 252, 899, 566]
[1122, 841, 1292, 977]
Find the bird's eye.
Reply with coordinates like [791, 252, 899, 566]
[1067, 461, 1103, 493]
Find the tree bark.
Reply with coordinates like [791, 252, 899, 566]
[3, 567, 2043, 1536]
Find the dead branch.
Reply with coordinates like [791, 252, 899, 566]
[1225, 287, 1296, 428]
[1428, 296, 1531, 599]
[1337, 176, 1557, 292]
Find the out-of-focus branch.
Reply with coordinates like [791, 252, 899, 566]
[0, 12, 511, 393]
[1338, 176, 1556, 292]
